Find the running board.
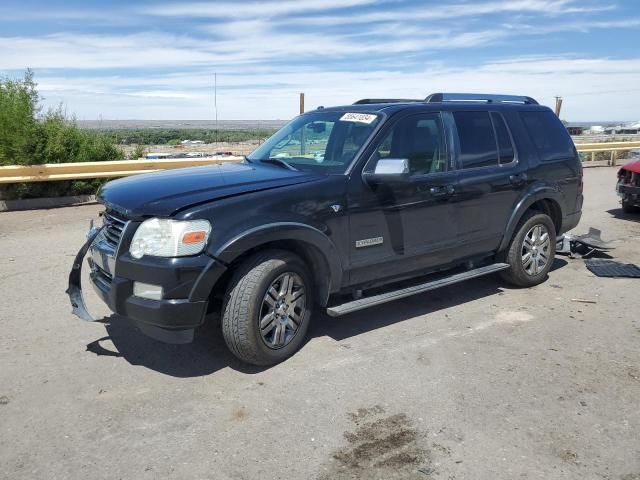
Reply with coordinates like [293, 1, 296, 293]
[326, 263, 509, 317]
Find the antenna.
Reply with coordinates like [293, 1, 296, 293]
[214, 72, 218, 145]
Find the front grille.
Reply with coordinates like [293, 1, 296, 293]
[102, 211, 128, 251]
[92, 263, 113, 291]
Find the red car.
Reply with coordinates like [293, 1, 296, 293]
[617, 150, 640, 213]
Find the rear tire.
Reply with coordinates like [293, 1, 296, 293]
[499, 211, 556, 287]
[221, 250, 312, 366]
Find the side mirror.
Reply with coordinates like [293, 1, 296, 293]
[363, 158, 410, 184]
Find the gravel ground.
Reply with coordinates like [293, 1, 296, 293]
[0, 166, 639, 480]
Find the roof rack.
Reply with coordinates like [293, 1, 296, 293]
[353, 98, 422, 105]
[424, 93, 538, 105]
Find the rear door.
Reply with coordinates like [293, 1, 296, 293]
[450, 110, 526, 257]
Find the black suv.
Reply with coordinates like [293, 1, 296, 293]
[68, 93, 583, 365]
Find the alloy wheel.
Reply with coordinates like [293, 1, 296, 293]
[259, 272, 306, 349]
[521, 224, 551, 276]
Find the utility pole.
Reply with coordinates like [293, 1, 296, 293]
[299, 92, 305, 156]
[214, 73, 218, 146]
[554, 96, 563, 117]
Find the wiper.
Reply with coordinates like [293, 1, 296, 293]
[259, 158, 298, 171]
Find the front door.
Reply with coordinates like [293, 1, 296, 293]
[346, 111, 459, 286]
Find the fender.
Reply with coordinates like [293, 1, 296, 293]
[213, 222, 344, 307]
[498, 183, 565, 252]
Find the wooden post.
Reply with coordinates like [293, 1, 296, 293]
[554, 96, 563, 117]
[299, 93, 305, 114]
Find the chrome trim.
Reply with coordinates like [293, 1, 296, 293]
[88, 210, 130, 279]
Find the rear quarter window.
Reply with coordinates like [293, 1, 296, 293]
[520, 110, 575, 162]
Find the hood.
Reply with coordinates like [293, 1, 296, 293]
[620, 158, 640, 175]
[97, 161, 321, 218]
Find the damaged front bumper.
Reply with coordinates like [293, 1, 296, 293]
[66, 219, 227, 344]
[66, 223, 104, 322]
[617, 183, 640, 204]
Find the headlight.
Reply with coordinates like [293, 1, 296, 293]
[129, 218, 211, 259]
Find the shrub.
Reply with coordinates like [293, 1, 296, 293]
[0, 70, 124, 199]
[129, 144, 147, 160]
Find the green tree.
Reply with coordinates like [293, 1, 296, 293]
[0, 70, 125, 199]
[0, 69, 39, 165]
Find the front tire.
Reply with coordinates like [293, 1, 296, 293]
[221, 250, 312, 366]
[500, 211, 556, 287]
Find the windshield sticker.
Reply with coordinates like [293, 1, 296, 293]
[339, 113, 377, 124]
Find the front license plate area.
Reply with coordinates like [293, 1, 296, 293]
[89, 243, 115, 276]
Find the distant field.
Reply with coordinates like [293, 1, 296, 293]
[77, 119, 287, 130]
[86, 127, 278, 146]
[75, 120, 285, 146]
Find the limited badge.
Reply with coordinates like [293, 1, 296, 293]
[339, 113, 377, 124]
[355, 237, 384, 248]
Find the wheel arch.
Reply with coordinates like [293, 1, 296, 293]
[499, 187, 564, 252]
[212, 223, 343, 307]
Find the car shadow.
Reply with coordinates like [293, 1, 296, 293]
[607, 208, 640, 223]
[550, 257, 569, 271]
[86, 313, 266, 377]
[309, 276, 504, 342]
[85, 262, 571, 378]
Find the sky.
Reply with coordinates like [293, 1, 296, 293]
[0, 0, 639, 121]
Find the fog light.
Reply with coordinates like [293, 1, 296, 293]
[133, 282, 163, 300]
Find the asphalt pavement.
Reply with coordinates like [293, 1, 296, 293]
[1, 166, 639, 480]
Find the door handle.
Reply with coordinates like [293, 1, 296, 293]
[509, 173, 528, 185]
[429, 184, 455, 197]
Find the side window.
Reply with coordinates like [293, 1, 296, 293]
[374, 113, 448, 175]
[453, 111, 499, 169]
[520, 110, 575, 161]
[491, 112, 515, 164]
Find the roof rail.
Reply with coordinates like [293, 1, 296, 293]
[353, 98, 422, 105]
[425, 93, 539, 105]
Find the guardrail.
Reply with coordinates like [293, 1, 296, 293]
[0, 156, 243, 184]
[575, 141, 640, 153]
[576, 141, 640, 165]
[0, 142, 639, 184]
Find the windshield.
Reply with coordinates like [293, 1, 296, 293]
[247, 111, 382, 174]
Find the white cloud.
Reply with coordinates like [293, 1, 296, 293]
[287, 0, 613, 26]
[0, 25, 514, 71]
[3, 0, 634, 72]
[34, 56, 640, 121]
[1, 0, 637, 121]
[144, 0, 379, 18]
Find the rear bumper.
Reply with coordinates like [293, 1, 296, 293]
[561, 210, 582, 234]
